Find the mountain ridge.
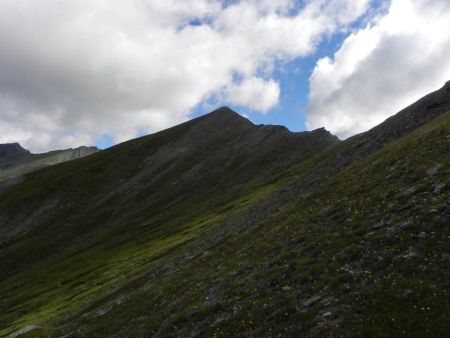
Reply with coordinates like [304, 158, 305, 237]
[0, 144, 99, 192]
[0, 83, 449, 337]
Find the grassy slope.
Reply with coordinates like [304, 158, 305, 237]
[0, 116, 338, 336]
[50, 111, 449, 337]
[0, 111, 448, 337]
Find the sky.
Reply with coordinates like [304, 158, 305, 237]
[0, 0, 449, 152]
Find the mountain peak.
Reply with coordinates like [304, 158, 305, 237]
[311, 127, 329, 134]
[194, 106, 254, 131]
[206, 106, 248, 120]
[211, 106, 238, 114]
[0, 143, 30, 158]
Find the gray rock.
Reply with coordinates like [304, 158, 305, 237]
[320, 296, 335, 306]
[433, 182, 447, 194]
[417, 232, 426, 239]
[341, 264, 359, 276]
[115, 295, 126, 305]
[402, 248, 419, 258]
[322, 311, 332, 318]
[426, 164, 442, 176]
[94, 308, 110, 317]
[6, 325, 39, 338]
[403, 186, 418, 195]
[365, 231, 376, 237]
[399, 221, 411, 229]
[303, 295, 322, 307]
[372, 221, 385, 230]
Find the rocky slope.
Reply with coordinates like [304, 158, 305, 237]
[0, 83, 449, 337]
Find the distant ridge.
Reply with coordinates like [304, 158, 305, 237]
[0, 143, 99, 190]
[0, 143, 30, 158]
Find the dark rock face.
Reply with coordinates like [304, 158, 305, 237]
[0, 143, 30, 158]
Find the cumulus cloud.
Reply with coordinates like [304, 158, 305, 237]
[307, 0, 450, 139]
[0, 0, 370, 152]
[225, 77, 280, 112]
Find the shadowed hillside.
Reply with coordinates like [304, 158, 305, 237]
[0, 83, 449, 337]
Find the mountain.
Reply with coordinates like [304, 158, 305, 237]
[0, 144, 99, 191]
[0, 143, 31, 158]
[0, 82, 449, 337]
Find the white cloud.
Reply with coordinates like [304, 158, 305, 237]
[307, 0, 450, 139]
[225, 77, 280, 112]
[0, 0, 370, 152]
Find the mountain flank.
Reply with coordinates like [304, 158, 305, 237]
[0, 82, 449, 337]
[0, 144, 98, 191]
